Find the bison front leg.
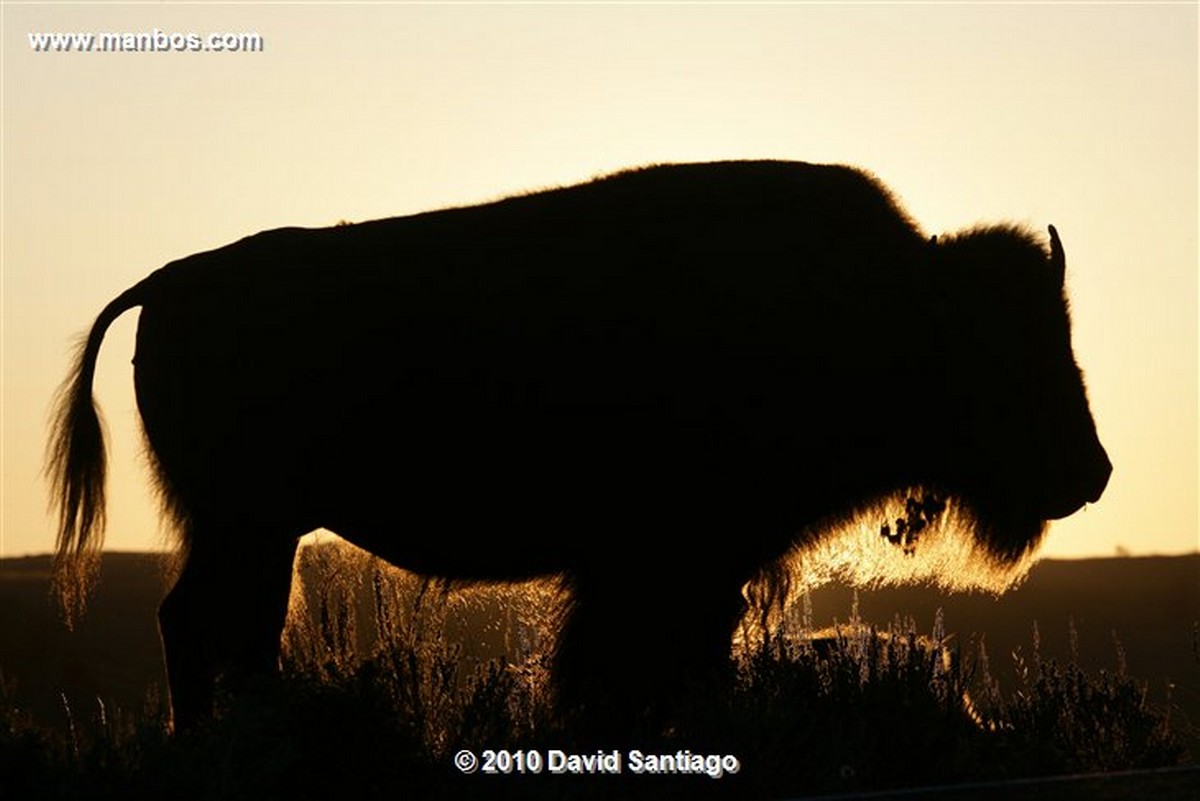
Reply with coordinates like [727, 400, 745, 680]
[158, 523, 299, 731]
[556, 564, 746, 735]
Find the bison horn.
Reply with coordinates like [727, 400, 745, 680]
[1048, 225, 1065, 286]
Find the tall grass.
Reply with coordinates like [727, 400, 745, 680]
[1, 540, 1189, 800]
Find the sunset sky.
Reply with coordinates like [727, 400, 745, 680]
[2, 2, 1196, 561]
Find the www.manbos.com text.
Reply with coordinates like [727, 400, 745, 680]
[28, 29, 264, 53]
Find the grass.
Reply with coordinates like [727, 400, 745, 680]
[1, 542, 1191, 800]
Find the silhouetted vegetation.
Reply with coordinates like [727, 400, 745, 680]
[2, 547, 1190, 800]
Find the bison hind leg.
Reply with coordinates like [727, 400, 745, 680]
[158, 519, 300, 731]
[553, 565, 746, 736]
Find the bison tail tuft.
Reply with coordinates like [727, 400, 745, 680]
[46, 285, 144, 625]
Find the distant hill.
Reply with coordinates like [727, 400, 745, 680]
[809, 556, 1199, 714]
[2, 552, 1196, 750]
[0, 553, 169, 726]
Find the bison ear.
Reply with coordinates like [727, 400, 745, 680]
[1048, 225, 1065, 287]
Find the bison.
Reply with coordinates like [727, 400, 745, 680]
[48, 160, 1110, 732]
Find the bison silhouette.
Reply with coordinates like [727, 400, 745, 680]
[49, 160, 1110, 732]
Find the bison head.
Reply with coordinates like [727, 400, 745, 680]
[929, 225, 1111, 560]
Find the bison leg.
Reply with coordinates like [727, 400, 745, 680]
[158, 523, 299, 731]
[556, 564, 746, 733]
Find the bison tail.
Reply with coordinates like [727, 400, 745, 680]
[47, 284, 144, 625]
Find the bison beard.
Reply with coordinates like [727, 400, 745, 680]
[47, 160, 1111, 733]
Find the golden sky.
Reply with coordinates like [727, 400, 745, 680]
[2, 2, 1196, 559]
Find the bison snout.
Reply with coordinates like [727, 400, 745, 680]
[1087, 448, 1113, 504]
[1045, 446, 1111, 520]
